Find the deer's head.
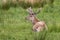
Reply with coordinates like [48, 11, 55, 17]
[25, 7, 42, 21]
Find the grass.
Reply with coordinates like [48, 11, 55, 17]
[0, 0, 60, 40]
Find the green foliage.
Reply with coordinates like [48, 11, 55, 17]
[0, 0, 54, 9]
[0, 0, 60, 40]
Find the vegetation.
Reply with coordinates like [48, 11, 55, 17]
[0, 0, 54, 9]
[0, 0, 60, 40]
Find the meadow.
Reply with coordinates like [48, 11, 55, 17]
[0, 0, 60, 40]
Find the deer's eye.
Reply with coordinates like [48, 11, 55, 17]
[32, 14, 33, 15]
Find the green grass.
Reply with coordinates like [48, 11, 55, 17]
[0, 0, 60, 40]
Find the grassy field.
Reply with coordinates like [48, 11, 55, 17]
[0, 0, 60, 40]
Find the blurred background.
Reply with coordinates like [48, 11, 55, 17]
[0, 0, 54, 9]
[0, 0, 60, 40]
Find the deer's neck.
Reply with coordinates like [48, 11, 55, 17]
[32, 17, 40, 25]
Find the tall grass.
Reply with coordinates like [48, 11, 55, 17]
[0, 0, 60, 40]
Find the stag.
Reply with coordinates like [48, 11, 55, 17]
[26, 7, 48, 32]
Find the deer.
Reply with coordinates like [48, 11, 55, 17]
[25, 7, 48, 32]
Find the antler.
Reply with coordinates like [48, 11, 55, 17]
[26, 7, 34, 15]
[26, 7, 43, 16]
[35, 7, 42, 14]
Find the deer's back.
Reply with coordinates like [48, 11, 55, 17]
[33, 21, 45, 32]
